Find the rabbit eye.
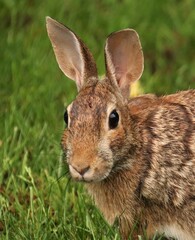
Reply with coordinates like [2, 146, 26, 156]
[64, 110, 68, 125]
[109, 110, 119, 129]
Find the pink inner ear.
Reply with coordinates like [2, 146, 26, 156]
[105, 29, 143, 98]
[46, 17, 84, 88]
[46, 17, 98, 91]
[54, 32, 84, 84]
[111, 40, 139, 86]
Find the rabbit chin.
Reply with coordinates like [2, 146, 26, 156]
[69, 164, 112, 183]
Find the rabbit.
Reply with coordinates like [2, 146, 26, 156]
[46, 17, 195, 240]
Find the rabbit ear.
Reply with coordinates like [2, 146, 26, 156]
[105, 29, 144, 98]
[46, 17, 98, 91]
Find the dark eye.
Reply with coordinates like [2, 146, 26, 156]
[64, 110, 68, 125]
[109, 110, 119, 129]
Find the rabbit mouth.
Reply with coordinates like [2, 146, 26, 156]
[68, 163, 112, 183]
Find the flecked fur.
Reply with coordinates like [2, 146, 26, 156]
[47, 17, 195, 240]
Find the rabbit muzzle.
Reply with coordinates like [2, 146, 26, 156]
[68, 158, 113, 182]
[67, 139, 114, 182]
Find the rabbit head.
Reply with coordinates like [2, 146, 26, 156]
[46, 17, 144, 182]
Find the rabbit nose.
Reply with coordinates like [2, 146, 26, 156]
[72, 165, 90, 176]
[79, 166, 90, 176]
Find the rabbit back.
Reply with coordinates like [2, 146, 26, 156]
[129, 90, 195, 207]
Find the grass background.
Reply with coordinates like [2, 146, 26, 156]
[0, 0, 195, 239]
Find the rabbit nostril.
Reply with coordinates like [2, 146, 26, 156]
[79, 166, 90, 176]
[71, 164, 90, 176]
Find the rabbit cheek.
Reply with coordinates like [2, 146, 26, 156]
[96, 140, 114, 177]
[108, 127, 126, 160]
[89, 160, 113, 182]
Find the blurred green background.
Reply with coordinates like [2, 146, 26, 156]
[0, 0, 195, 239]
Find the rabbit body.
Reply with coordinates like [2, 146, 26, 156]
[46, 17, 195, 239]
[87, 89, 195, 240]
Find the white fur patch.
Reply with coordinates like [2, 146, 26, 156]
[159, 224, 194, 240]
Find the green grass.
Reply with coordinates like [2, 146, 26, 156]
[0, 0, 195, 239]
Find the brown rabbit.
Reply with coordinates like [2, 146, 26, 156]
[46, 17, 195, 240]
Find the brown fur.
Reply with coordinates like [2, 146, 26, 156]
[46, 17, 195, 240]
[62, 82, 195, 239]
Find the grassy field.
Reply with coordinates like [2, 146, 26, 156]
[0, 0, 195, 239]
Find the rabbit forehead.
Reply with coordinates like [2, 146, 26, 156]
[70, 82, 117, 117]
[67, 82, 118, 138]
